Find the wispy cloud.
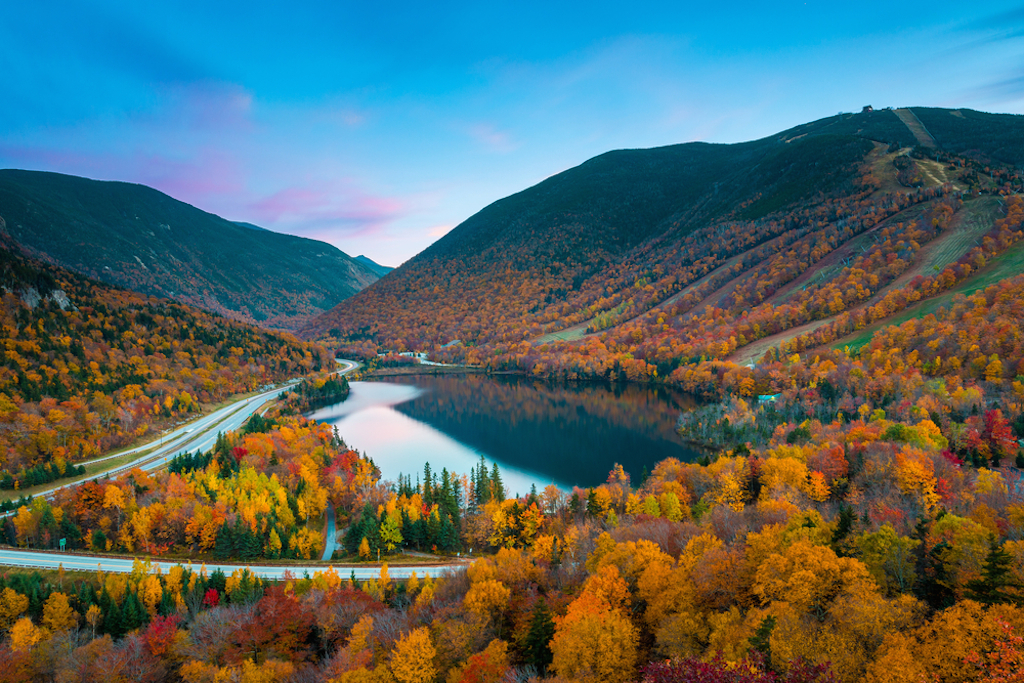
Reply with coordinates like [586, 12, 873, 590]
[943, 6, 1024, 105]
[468, 124, 517, 153]
[249, 181, 404, 239]
[0, 142, 245, 199]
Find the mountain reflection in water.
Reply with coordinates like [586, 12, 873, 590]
[309, 374, 701, 493]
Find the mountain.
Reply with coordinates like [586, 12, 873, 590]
[354, 255, 394, 277]
[0, 170, 380, 330]
[0, 236, 330, 481]
[305, 107, 1024, 379]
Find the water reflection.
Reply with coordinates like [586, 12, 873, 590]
[309, 374, 701, 493]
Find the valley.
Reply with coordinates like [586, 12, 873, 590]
[0, 106, 1023, 683]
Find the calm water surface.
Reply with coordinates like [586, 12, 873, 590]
[308, 374, 701, 495]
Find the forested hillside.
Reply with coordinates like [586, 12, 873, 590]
[0, 170, 380, 330]
[0, 238, 330, 486]
[307, 107, 1024, 387]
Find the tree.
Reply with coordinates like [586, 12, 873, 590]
[551, 592, 638, 683]
[9, 617, 42, 652]
[0, 587, 29, 631]
[856, 524, 921, 596]
[520, 599, 555, 672]
[964, 537, 1024, 606]
[380, 514, 403, 553]
[42, 591, 77, 632]
[390, 627, 437, 683]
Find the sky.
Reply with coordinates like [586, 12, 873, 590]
[2, 2, 1024, 266]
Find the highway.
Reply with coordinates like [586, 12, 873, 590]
[25, 359, 361, 499]
[0, 548, 462, 579]
[0, 359, 434, 577]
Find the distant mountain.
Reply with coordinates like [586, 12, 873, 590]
[305, 107, 1024, 376]
[354, 255, 394, 277]
[0, 170, 380, 330]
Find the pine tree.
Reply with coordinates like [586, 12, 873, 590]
[158, 588, 175, 616]
[103, 597, 124, 637]
[122, 591, 146, 631]
[214, 523, 235, 560]
[490, 462, 505, 502]
[438, 512, 458, 552]
[965, 536, 1024, 605]
[749, 615, 777, 669]
[521, 599, 555, 671]
[423, 462, 434, 507]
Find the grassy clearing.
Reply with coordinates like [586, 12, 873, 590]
[329, 551, 465, 566]
[836, 229, 1024, 353]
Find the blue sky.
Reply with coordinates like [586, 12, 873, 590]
[2, 2, 1024, 265]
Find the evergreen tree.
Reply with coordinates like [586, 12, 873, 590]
[158, 588, 176, 616]
[438, 512, 458, 552]
[208, 570, 227, 595]
[964, 536, 1024, 605]
[426, 510, 441, 549]
[749, 615, 777, 670]
[475, 456, 491, 505]
[917, 540, 956, 610]
[122, 591, 146, 631]
[59, 516, 83, 550]
[214, 522, 235, 560]
[832, 505, 856, 555]
[423, 462, 435, 507]
[344, 513, 365, 554]
[569, 492, 581, 516]
[521, 600, 556, 671]
[103, 597, 124, 637]
[490, 462, 505, 502]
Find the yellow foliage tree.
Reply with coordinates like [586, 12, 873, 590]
[42, 591, 77, 632]
[463, 579, 511, 619]
[390, 627, 437, 683]
[9, 616, 43, 652]
[550, 591, 639, 683]
[0, 587, 29, 631]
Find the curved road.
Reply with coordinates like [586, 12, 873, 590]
[0, 360, 454, 577]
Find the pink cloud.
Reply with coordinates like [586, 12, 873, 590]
[249, 180, 405, 238]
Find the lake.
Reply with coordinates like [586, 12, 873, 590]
[308, 373, 702, 495]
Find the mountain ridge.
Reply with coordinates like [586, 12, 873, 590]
[305, 106, 1024, 380]
[0, 169, 379, 330]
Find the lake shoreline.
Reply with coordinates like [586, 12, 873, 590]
[309, 374, 704, 490]
[362, 365, 486, 378]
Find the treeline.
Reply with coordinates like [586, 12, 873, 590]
[280, 374, 351, 413]
[0, 461, 86, 490]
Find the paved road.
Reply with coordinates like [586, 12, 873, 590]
[321, 504, 338, 562]
[0, 359, 378, 575]
[23, 382, 298, 501]
[26, 358, 361, 500]
[0, 548, 460, 579]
